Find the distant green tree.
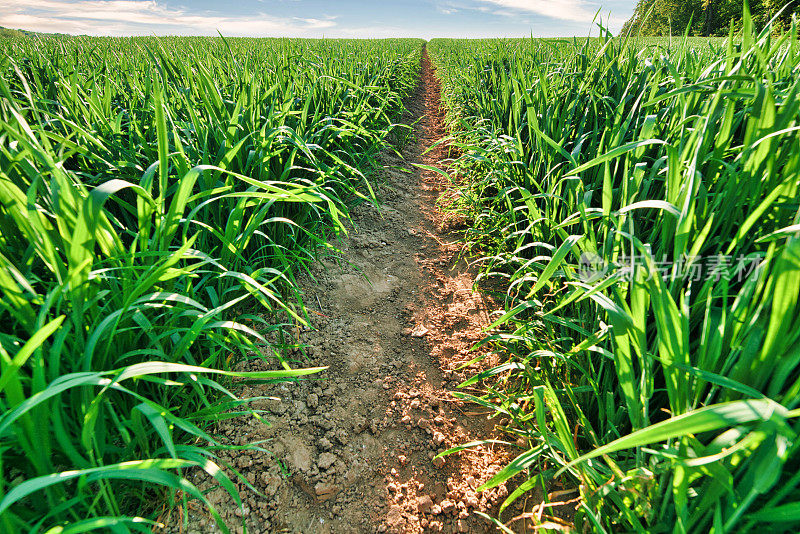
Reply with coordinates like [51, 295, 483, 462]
[703, 0, 720, 34]
[622, 0, 704, 35]
[622, 0, 798, 36]
[757, 0, 797, 29]
[0, 26, 26, 38]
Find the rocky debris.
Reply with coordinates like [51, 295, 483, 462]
[318, 452, 337, 470]
[410, 324, 430, 337]
[290, 443, 313, 474]
[169, 48, 524, 534]
[315, 482, 339, 501]
[417, 495, 434, 514]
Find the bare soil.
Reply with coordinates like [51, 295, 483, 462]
[175, 47, 523, 534]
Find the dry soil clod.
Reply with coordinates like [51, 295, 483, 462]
[182, 45, 517, 534]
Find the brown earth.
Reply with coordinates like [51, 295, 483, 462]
[170, 46, 528, 534]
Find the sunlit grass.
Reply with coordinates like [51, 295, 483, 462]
[430, 8, 800, 533]
[0, 34, 422, 532]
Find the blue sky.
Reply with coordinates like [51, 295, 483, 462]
[0, 0, 636, 38]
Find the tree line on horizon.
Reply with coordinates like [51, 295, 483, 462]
[622, 0, 798, 36]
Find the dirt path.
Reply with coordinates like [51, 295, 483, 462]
[187, 47, 519, 534]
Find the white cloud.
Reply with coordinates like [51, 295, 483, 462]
[434, 1, 461, 15]
[0, 0, 337, 36]
[0, 0, 630, 38]
[475, 0, 622, 25]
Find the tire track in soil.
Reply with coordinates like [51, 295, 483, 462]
[184, 46, 522, 534]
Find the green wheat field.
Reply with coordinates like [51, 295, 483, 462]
[2, 5, 800, 534]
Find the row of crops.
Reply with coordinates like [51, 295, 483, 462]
[429, 11, 800, 534]
[0, 36, 422, 532]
